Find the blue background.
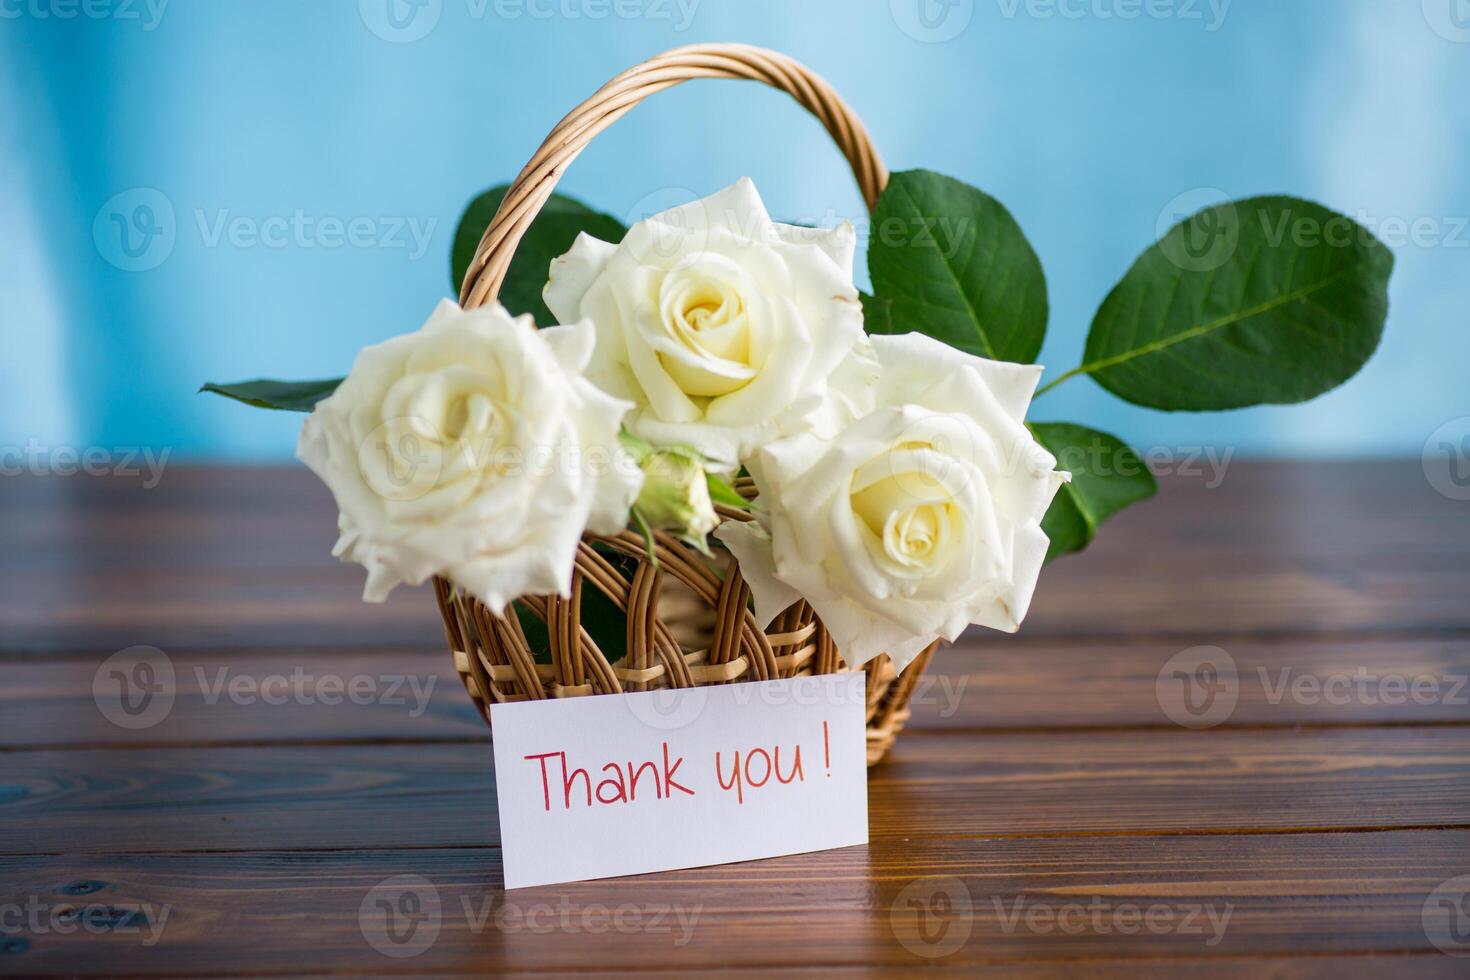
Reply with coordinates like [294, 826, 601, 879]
[4, 0, 1467, 461]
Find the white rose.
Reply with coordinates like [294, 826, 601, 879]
[297, 299, 642, 610]
[716, 332, 1070, 671]
[543, 178, 865, 467]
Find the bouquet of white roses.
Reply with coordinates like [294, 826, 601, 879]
[205, 44, 1390, 759]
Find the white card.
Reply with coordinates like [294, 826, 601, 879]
[490, 673, 869, 889]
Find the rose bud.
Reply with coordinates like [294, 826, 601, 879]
[633, 448, 720, 551]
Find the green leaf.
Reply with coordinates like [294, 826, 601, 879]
[706, 473, 747, 509]
[859, 291, 896, 334]
[512, 601, 552, 665]
[1031, 422, 1157, 561]
[581, 585, 629, 664]
[451, 185, 627, 326]
[511, 550, 634, 668]
[1080, 196, 1392, 410]
[200, 378, 342, 412]
[583, 544, 637, 663]
[866, 169, 1047, 363]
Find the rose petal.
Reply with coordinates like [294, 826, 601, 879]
[544, 232, 617, 324]
[869, 332, 1043, 425]
[772, 219, 857, 278]
[648, 176, 770, 238]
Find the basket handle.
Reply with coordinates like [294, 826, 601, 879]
[458, 42, 889, 309]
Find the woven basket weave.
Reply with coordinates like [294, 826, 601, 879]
[435, 42, 936, 766]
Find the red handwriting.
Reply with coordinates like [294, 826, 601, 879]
[523, 742, 694, 812]
[715, 743, 804, 805]
[522, 726, 831, 812]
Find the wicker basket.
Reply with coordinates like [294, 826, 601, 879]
[435, 42, 937, 766]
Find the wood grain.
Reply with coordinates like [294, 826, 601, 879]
[0, 647, 481, 748]
[5, 636, 1466, 749]
[5, 728, 1468, 854]
[4, 463, 1467, 653]
[921, 633, 1470, 730]
[2, 832, 1466, 974]
[2, 462, 1468, 976]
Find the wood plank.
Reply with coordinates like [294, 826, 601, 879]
[0, 647, 480, 748]
[921, 634, 1470, 730]
[2, 832, 1465, 974]
[5, 729, 1468, 854]
[6, 637, 1467, 749]
[4, 462, 1467, 653]
[5, 461, 1466, 974]
[0, 569, 442, 652]
[0, 467, 440, 651]
[1025, 460, 1470, 636]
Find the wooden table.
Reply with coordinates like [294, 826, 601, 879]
[3, 461, 1468, 976]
